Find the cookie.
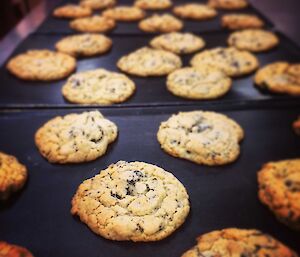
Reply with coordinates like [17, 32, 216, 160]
[71, 161, 190, 241]
[222, 14, 264, 30]
[62, 69, 136, 104]
[254, 62, 300, 96]
[0, 152, 27, 201]
[102, 6, 145, 21]
[166, 66, 232, 100]
[117, 47, 182, 77]
[181, 228, 297, 257]
[258, 159, 300, 231]
[173, 4, 217, 20]
[55, 34, 112, 58]
[139, 14, 183, 33]
[293, 117, 300, 135]
[35, 111, 117, 164]
[150, 32, 205, 54]
[134, 0, 172, 10]
[157, 111, 244, 165]
[208, 0, 248, 10]
[70, 15, 116, 33]
[228, 29, 279, 52]
[191, 47, 259, 77]
[6, 50, 76, 81]
[53, 4, 92, 19]
[80, 0, 115, 10]
[0, 242, 34, 257]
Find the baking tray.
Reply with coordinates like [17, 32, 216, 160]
[0, 104, 299, 256]
[34, 0, 274, 35]
[0, 31, 299, 108]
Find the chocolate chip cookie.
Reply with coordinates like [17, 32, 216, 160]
[53, 4, 92, 19]
[70, 15, 116, 33]
[102, 6, 145, 21]
[173, 4, 217, 20]
[134, 0, 172, 10]
[222, 14, 264, 30]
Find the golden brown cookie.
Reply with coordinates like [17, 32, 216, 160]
[222, 14, 264, 30]
[70, 15, 116, 33]
[208, 0, 248, 10]
[0, 152, 27, 201]
[53, 4, 92, 19]
[55, 34, 112, 57]
[80, 0, 116, 10]
[6, 50, 76, 81]
[102, 6, 145, 21]
[258, 159, 300, 231]
[134, 0, 172, 10]
[0, 242, 34, 257]
[173, 4, 217, 20]
[181, 228, 298, 257]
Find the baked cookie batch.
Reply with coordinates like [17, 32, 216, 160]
[2, 0, 300, 255]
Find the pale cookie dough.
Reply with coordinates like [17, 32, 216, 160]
[157, 111, 244, 165]
[62, 69, 136, 105]
[0, 152, 27, 201]
[6, 50, 76, 81]
[181, 228, 298, 257]
[55, 34, 112, 57]
[173, 4, 217, 20]
[0, 241, 34, 257]
[228, 29, 279, 52]
[208, 0, 248, 10]
[254, 62, 300, 96]
[139, 14, 183, 33]
[35, 111, 117, 164]
[53, 4, 92, 19]
[134, 0, 172, 10]
[191, 47, 259, 77]
[71, 161, 190, 241]
[150, 32, 205, 54]
[166, 66, 232, 99]
[258, 159, 300, 231]
[102, 6, 145, 21]
[222, 14, 264, 30]
[70, 15, 116, 33]
[80, 0, 116, 10]
[117, 47, 182, 77]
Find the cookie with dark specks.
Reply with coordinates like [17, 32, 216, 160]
[181, 228, 298, 257]
[102, 6, 145, 21]
[0, 242, 34, 257]
[53, 4, 92, 18]
[134, 0, 172, 10]
[71, 161, 190, 241]
[258, 159, 300, 231]
[157, 111, 244, 165]
[208, 0, 248, 10]
[35, 111, 117, 164]
[173, 4, 217, 20]
[222, 14, 264, 30]
[70, 15, 116, 33]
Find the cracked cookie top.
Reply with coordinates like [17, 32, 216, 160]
[0, 241, 34, 257]
[181, 228, 297, 257]
[35, 111, 117, 164]
[71, 161, 190, 241]
[157, 111, 244, 165]
[258, 159, 300, 231]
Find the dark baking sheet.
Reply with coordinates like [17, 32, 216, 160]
[34, 0, 273, 35]
[0, 104, 299, 256]
[0, 31, 299, 108]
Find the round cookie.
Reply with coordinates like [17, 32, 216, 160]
[70, 15, 116, 33]
[53, 4, 92, 19]
[0, 242, 34, 257]
[62, 69, 136, 105]
[293, 117, 300, 135]
[166, 66, 232, 100]
[134, 0, 172, 10]
[222, 14, 264, 30]
[208, 0, 248, 10]
[173, 4, 217, 20]
[71, 160, 190, 241]
[181, 228, 298, 257]
[139, 14, 183, 33]
[258, 159, 300, 231]
[117, 47, 182, 77]
[157, 111, 244, 165]
[228, 29, 279, 52]
[6, 50, 76, 81]
[35, 111, 117, 164]
[254, 62, 300, 96]
[191, 47, 259, 77]
[0, 152, 27, 201]
[150, 32, 205, 54]
[55, 34, 112, 58]
[102, 6, 145, 21]
[80, 0, 115, 10]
